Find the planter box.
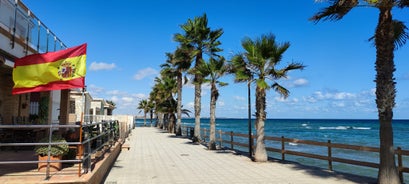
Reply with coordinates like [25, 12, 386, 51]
[38, 155, 63, 172]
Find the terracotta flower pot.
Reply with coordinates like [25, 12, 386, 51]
[38, 155, 63, 172]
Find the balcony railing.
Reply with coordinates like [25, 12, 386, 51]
[0, 0, 67, 54]
[0, 117, 132, 180]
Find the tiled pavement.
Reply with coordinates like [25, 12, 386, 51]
[103, 127, 376, 184]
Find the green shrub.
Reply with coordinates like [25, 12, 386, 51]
[35, 135, 69, 156]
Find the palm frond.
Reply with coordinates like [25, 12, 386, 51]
[398, 0, 409, 8]
[272, 62, 306, 79]
[272, 82, 289, 99]
[310, 0, 359, 22]
[368, 20, 409, 50]
[392, 20, 409, 49]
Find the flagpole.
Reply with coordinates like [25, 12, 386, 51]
[78, 87, 85, 176]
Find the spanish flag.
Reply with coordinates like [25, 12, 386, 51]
[12, 43, 87, 95]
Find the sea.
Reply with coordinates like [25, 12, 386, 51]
[135, 118, 408, 182]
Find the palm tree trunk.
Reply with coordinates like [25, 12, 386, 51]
[168, 113, 175, 133]
[208, 84, 217, 150]
[254, 86, 267, 162]
[150, 110, 153, 127]
[193, 52, 203, 143]
[176, 73, 182, 136]
[375, 7, 400, 184]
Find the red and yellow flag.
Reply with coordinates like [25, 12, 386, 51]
[12, 43, 87, 95]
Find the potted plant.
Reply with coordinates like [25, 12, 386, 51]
[35, 134, 69, 172]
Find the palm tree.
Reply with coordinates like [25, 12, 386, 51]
[311, 1, 408, 183]
[231, 33, 304, 162]
[149, 86, 163, 128]
[174, 13, 223, 142]
[137, 99, 149, 126]
[161, 46, 192, 135]
[151, 75, 178, 133]
[194, 56, 228, 150]
[147, 100, 155, 127]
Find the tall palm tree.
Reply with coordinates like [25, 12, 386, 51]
[137, 99, 149, 127]
[194, 56, 228, 150]
[231, 33, 304, 162]
[174, 13, 223, 142]
[311, 1, 408, 183]
[161, 46, 193, 135]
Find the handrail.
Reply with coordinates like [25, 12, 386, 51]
[0, 120, 123, 180]
[182, 125, 409, 182]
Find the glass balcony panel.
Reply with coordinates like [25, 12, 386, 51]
[0, 0, 14, 31]
[14, 6, 29, 40]
[38, 24, 47, 53]
[29, 18, 39, 50]
[47, 34, 54, 52]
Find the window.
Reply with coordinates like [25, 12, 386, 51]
[69, 100, 75, 114]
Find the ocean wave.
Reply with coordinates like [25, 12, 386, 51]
[319, 126, 371, 130]
[301, 123, 308, 126]
[289, 142, 298, 146]
[353, 127, 371, 130]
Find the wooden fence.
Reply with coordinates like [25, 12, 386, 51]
[182, 126, 409, 182]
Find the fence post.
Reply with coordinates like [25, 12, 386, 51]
[219, 130, 223, 148]
[230, 131, 234, 150]
[203, 128, 206, 142]
[251, 133, 254, 156]
[328, 140, 333, 171]
[281, 136, 285, 160]
[397, 147, 403, 183]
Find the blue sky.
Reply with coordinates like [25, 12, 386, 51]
[23, 1, 409, 119]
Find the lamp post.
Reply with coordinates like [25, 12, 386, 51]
[248, 81, 252, 158]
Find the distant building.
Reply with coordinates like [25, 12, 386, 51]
[68, 90, 115, 124]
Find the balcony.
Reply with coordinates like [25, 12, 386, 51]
[0, 0, 67, 61]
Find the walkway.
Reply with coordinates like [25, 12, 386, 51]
[104, 127, 376, 184]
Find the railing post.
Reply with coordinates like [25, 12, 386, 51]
[397, 147, 403, 183]
[230, 131, 234, 150]
[203, 128, 206, 142]
[250, 132, 254, 157]
[281, 136, 285, 160]
[219, 130, 223, 148]
[328, 140, 333, 171]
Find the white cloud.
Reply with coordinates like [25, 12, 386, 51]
[87, 84, 104, 95]
[107, 90, 123, 95]
[233, 96, 245, 101]
[133, 67, 158, 80]
[332, 102, 345, 107]
[217, 101, 225, 107]
[89, 62, 116, 71]
[132, 93, 147, 100]
[122, 97, 133, 103]
[187, 102, 194, 109]
[293, 78, 309, 87]
[311, 91, 356, 101]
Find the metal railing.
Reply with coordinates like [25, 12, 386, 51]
[181, 125, 409, 183]
[0, 119, 122, 180]
[0, 0, 67, 54]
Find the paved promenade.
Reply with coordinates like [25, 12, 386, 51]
[104, 127, 376, 184]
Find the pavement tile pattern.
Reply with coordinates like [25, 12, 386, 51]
[104, 127, 376, 184]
